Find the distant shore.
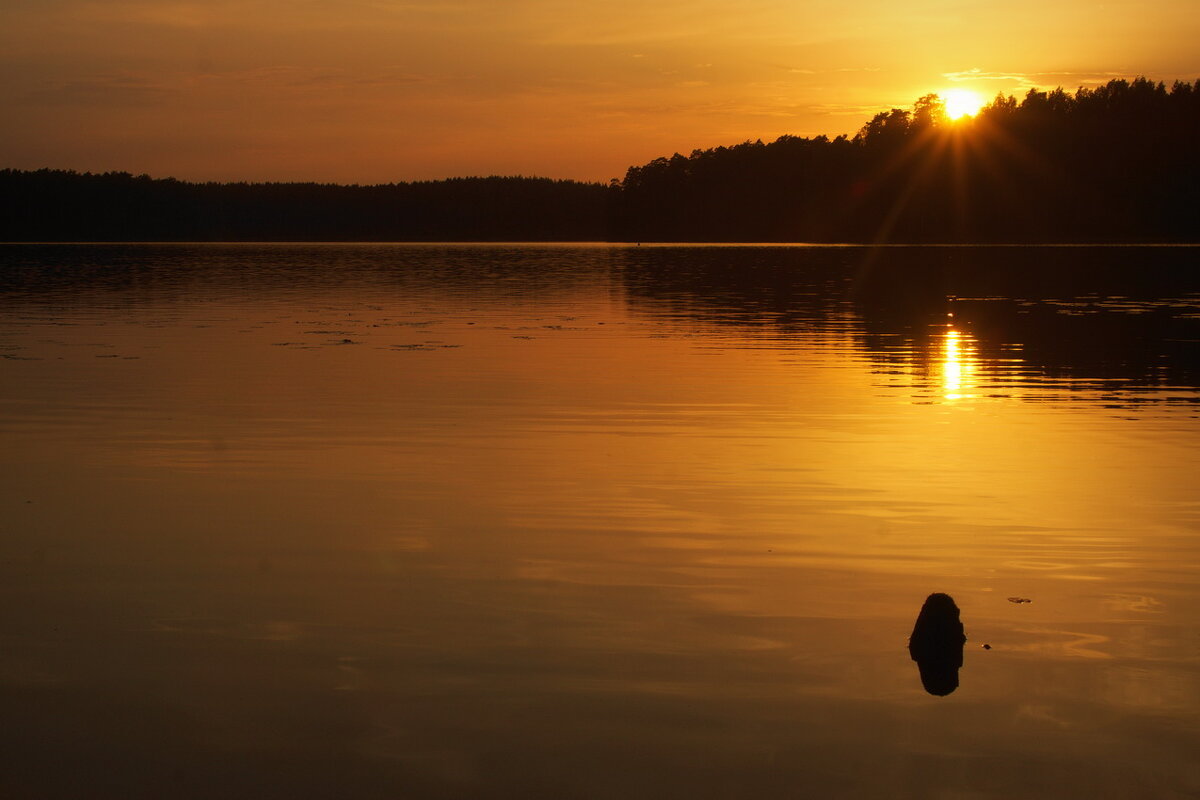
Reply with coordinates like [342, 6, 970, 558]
[4, 79, 1198, 245]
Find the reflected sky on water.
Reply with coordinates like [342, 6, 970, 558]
[1, 244, 1199, 798]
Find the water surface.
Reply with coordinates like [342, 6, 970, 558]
[2, 244, 1198, 798]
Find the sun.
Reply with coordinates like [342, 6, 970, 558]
[942, 88, 986, 120]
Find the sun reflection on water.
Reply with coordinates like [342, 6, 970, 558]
[941, 327, 979, 400]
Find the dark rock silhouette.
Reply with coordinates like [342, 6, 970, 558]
[909, 593, 967, 696]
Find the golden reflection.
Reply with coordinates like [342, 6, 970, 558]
[941, 328, 979, 400]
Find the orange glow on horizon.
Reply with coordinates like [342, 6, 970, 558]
[0, 1, 1196, 182]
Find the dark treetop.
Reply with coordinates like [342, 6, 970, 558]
[612, 78, 1200, 243]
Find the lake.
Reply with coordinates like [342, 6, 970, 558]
[1, 243, 1198, 798]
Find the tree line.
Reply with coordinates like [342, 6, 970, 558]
[2, 78, 1197, 243]
[613, 77, 1199, 242]
[0, 173, 610, 242]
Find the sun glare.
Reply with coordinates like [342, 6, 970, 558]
[942, 89, 985, 120]
[940, 328, 978, 400]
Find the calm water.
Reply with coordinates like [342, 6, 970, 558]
[1, 244, 1199, 798]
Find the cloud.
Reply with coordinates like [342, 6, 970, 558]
[10, 65, 444, 113]
[366, 1, 476, 12]
[20, 75, 171, 107]
[943, 68, 1136, 90]
[63, 0, 474, 32]
[220, 66, 433, 90]
[763, 63, 817, 74]
[943, 69, 1031, 83]
[809, 102, 891, 116]
[70, 1, 223, 29]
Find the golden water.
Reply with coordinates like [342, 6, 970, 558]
[2, 244, 1198, 797]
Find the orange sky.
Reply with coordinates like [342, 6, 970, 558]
[2, 0, 1198, 184]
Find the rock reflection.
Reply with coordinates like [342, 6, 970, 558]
[908, 593, 967, 696]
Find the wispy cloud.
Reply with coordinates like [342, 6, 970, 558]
[943, 68, 1032, 83]
[21, 74, 171, 107]
[13, 65, 443, 110]
[764, 63, 817, 74]
[219, 66, 433, 89]
[809, 102, 890, 116]
[943, 68, 1135, 90]
[71, 1, 223, 29]
[65, 0, 468, 31]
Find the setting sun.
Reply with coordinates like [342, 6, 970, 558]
[942, 89, 987, 119]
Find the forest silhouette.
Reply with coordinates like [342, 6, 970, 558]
[2, 78, 1197, 243]
[613, 77, 1199, 242]
[0, 173, 609, 242]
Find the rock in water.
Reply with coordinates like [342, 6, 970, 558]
[908, 593, 967, 696]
